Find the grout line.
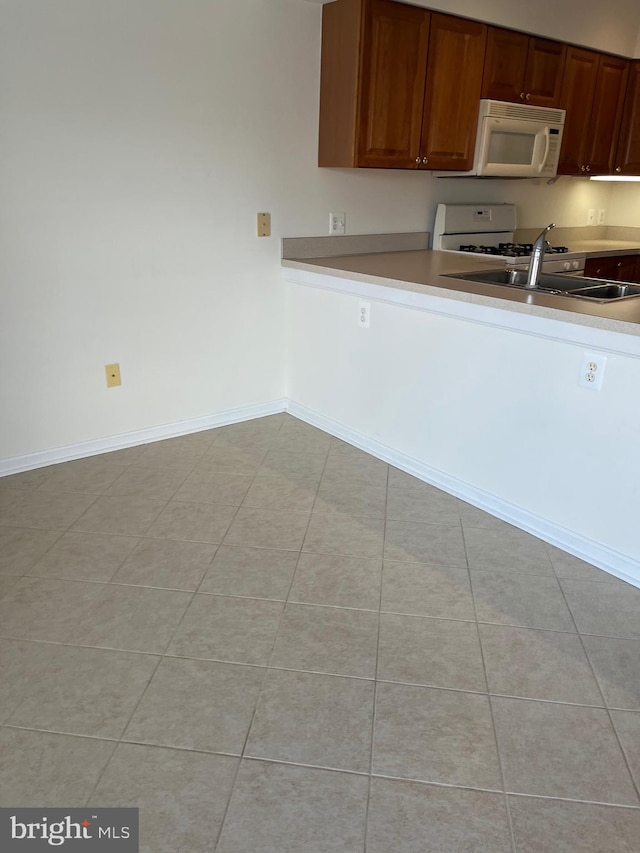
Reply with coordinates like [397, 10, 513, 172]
[466, 526, 518, 853]
[555, 578, 640, 806]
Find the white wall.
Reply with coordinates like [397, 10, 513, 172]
[0, 0, 633, 465]
[286, 280, 640, 580]
[609, 183, 640, 224]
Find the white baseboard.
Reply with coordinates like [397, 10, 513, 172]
[0, 399, 287, 476]
[287, 400, 640, 590]
[2, 395, 638, 589]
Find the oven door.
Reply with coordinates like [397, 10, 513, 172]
[475, 117, 561, 178]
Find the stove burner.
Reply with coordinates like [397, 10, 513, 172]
[458, 242, 570, 257]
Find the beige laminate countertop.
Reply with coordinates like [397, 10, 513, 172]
[283, 247, 640, 336]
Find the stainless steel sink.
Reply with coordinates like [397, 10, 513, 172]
[445, 269, 640, 301]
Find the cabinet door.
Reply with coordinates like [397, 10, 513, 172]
[356, 0, 430, 168]
[614, 255, 639, 282]
[420, 13, 487, 170]
[584, 256, 620, 279]
[614, 61, 640, 175]
[482, 27, 528, 103]
[523, 38, 566, 107]
[586, 55, 629, 174]
[558, 47, 599, 175]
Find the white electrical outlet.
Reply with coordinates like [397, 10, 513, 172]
[598, 208, 606, 225]
[329, 212, 346, 235]
[358, 300, 370, 328]
[587, 209, 596, 226]
[578, 352, 607, 390]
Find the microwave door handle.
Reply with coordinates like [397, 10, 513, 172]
[538, 128, 550, 173]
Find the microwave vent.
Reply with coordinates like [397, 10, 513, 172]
[483, 99, 565, 125]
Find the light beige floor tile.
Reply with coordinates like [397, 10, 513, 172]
[457, 502, 518, 532]
[224, 507, 310, 551]
[269, 428, 331, 455]
[124, 657, 264, 753]
[0, 728, 116, 806]
[168, 594, 283, 665]
[610, 710, 640, 789]
[172, 470, 254, 506]
[113, 538, 216, 590]
[37, 459, 127, 494]
[72, 495, 166, 536]
[105, 466, 188, 500]
[561, 578, 640, 639]
[0, 468, 53, 490]
[508, 795, 640, 853]
[215, 760, 368, 853]
[30, 531, 139, 581]
[0, 489, 97, 529]
[582, 635, 640, 709]
[303, 513, 384, 558]
[245, 669, 374, 772]
[0, 638, 56, 723]
[90, 744, 238, 853]
[367, 779, 513, 853]
[86, 446, 146, 467]
[479, 623, 603, 705]
[386, 487, 459, 525]
[135, 437, 211, 468]
[384, 520, 467, 565]
[201, 445, 267, 475]
[491, 696, 638, 804]
[381, 561, 475, 621]
[69, 585, 192, 653]
[259, 451, 327, 482]
[314, 481, 386, 518]
[0, 577, 105, 642]
[243, 474, 318, 512]
[271, 603, 378, 678]
[8, 644, 159, 738]
[546, 544, 618, 582]
[0, 527, 62, 576]
[288, 553, 382, 610]
[146, 500, 236, 543]
[321, 453, 388, 488]
[387, 468, 433, 492]
[373, 682, 502, 788]
[464, 526, 553, 575]
[378, 614, 486, 691]
[471, 571, 576, 631]
[199, 545, 297, 600]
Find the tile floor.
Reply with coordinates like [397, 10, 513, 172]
[1, 413, 640, 852]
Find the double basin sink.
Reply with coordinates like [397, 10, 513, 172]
[446, 268, 640, 302]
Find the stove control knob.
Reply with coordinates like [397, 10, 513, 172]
[572, 261, 580, 270]
[563, 261, 571, 270]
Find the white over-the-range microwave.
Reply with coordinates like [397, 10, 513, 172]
[437, 99, 566, 178]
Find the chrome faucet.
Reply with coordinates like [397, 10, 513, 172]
[525, 223, 556, 289]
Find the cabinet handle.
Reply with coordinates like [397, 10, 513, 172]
[520, 92, 525, 100]
[525, 93, 531, 100]
[586, 165, 590, 172]
[422, 157, 428, 165]
[580, 165, 586, 172]
[615, 166, 622, 173]
[618, 262, 622, 267]
[415, 157, 421, 164]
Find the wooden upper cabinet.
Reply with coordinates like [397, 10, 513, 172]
[356, 0, 430, 168]
[558, 47, 600, 174]
[524, 38, 566, 107]
[482, 28, 565, 107]
[421, 14, 487, 170]
[586, 55, 629, 174]
[614, 61, 640, 174]
[558, 47, 628, 175]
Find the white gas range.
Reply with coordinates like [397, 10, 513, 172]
[433, 203, 586, 275]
